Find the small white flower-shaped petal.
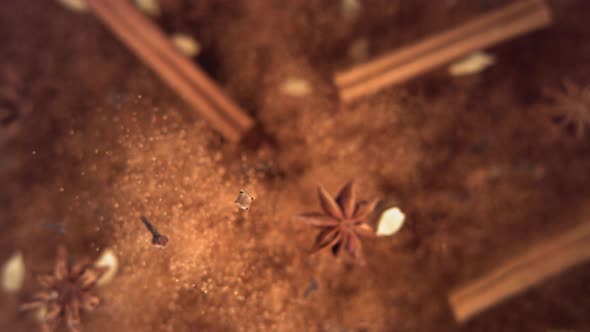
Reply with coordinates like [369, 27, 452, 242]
[94, 249, 118, 286]
[171, 34, 201, 57]
[2, 251, 25, 293]
[280, 78, 311, 97]
[57, 0, 88, 12]
[448, 51, 496, 76]
[377, 207, 405, 236]
[134, 0, 161, 16]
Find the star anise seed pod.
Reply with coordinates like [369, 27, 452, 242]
[298, 181, 378, 263]
[20, 245, 106, 332]
[544, 79, 590, 139]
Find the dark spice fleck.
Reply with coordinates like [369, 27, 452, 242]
[140, 216, 169, 248]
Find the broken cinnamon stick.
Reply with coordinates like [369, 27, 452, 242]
[335, 0, 552, 102]
[448, 222, 590, 323]
[87, 0, 254, 142]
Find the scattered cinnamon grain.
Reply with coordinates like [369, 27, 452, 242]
[57, 0, 88, 13]
[95, 248, 118, 286]
[134, 0, 160, 17]
[342, 0, 362, 20]
[1, 252, 25, 293]
[171, 33, 201, 57]
[376, 207, 405, 236]
[448, 51, 495, 76]
[280, 78, 312, 97]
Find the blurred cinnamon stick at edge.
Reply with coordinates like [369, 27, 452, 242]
[87, 0, 254, 142]
[335, 0, 552, 102]
[449, 222, 590, 323]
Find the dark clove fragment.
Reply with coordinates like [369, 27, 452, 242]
[140, 216, 169, 248]
[303, 277, 319, 298]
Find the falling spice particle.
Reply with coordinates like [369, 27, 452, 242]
[303, 277, 319, 298]
[140, 216, 169, 248]
[171, 33, 201, 57]
[56, 0, 88, 12]
[544, 79, 590, 139]
[35, 306, 47, 322]
[280, 78, 311, 97]
[2, 251, 25, 293]
[94, 248, 118, 286]
[376, 207, 405, 236]
[134, 0, 161, 16]
[348, 37, 370, 63]
[342, 0, 362, 20]
[235, 189, 255, 210]
[448, 51, 496, 76]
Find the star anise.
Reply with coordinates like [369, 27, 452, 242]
[298, 181, 378, 263]
[0, 66, 25, 147]
[20, 246, 106, 332]
[544, 79, 590, 139]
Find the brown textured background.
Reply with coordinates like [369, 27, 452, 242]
[1, 1, 590, 331]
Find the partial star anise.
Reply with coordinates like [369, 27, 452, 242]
[544, 79, 590, 139]
[299, 181, 378, 263]
[20, 245, 106, 332]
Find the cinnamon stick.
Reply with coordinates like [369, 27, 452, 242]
[448, 222, 590, 323]
[87, 0, 254, 142]
[334, 0, 552, 102]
